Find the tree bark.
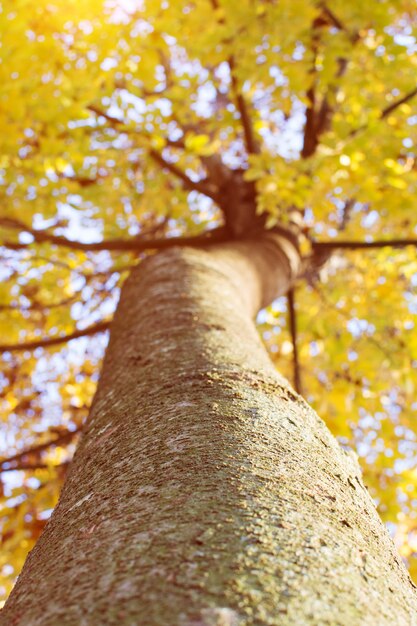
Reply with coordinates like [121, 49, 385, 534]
[2, 233, 417, 626]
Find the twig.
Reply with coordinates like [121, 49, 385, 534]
[0, 320, 111, 353]
[148, 149, 219, 199]
[89, 105, 217, 198]
[321, 5, 345, 31]
[0, 294, 79, 312]
[88, 105, 184, 148]
[0, 429, 81, 469]
[381, 86, 417, 119]
[348, 86, 417, 141]
[315, 285, 393, 362]
[0, 461, 70, 473]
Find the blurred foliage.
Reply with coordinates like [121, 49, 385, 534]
[1, 0, 417, 604]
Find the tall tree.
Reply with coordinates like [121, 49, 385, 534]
[3, 235, 417, 624]
[1, 0, 417, 621]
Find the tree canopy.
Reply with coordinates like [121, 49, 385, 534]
[1, 0, 417, 604]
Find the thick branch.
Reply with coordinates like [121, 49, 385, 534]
[0, 219, 228, 253]
[0, 320, 111, 353]
[301, 85, 319, 159]
[209, 0, 257, 155]
[207, 0, 258, 156]
[228, 57, 259, 155]
[287, 288, 303, 395]
[302, 10, 350, 159]
[313, 238, 417, 251]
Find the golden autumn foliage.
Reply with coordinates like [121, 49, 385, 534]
[1, 0, 417, 604]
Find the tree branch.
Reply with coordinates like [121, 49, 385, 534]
[302, 10, 351, 159]
[89, 105, 219, 199]
[321, 5, 345, 31]
[87, 105, 184, 148]
[228, 56, 259, 155]
[0, 461, 70, 472]
[0, 294, 79, 312]
[148, 149, 219, 200]
[0, 320, 111, 353]
[339, 198, 355, 231]
[0, 218, 228, 253]
[88, 104, 125, 126]
[381, 86, 417, 119]
[0, 428, 81, 469]
[312, 238, 417, 252]
[301, 23, 331, 160]
[287, 289, 303, 395]
[301, 84, 318, 159]
[348, 86, 417, 140]
[207, 1, 258, 155]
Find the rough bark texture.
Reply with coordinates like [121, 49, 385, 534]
[2, 234, 417, 626]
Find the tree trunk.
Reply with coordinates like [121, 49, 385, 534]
[2, 234, 417, 626]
